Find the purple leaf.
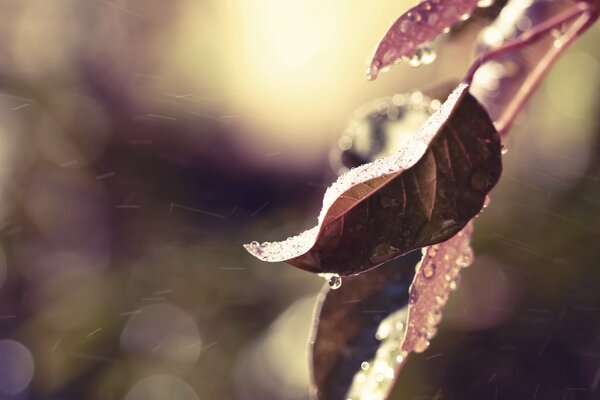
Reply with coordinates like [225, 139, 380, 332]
[245, 84, 501, 276]
[310, 224, 474, 400]
[367, 0, 480, 80]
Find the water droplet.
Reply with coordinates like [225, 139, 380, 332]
[419, 46, 437, 65]
[449, 280, 458, 291]
[501, 143, 508, 154]
[414, 337, 430, 353]
[427, 310, 442, 326]
[366, 64, 379, 80]
[435, 293, 448, 305]
[422, 263, 435, 279]
[457, 247, 474, 267]
[424, 326, 437, 339]
[477, 0, 494, 7]
[408, 11, 422, 23]
[327, 273, 342, 289]
[395, 354, 405, 363]
[361, 361, 370, 370]
[250, 241, 259, 247]
[399, 20, 412, 33]
[483, 195, 491, 209]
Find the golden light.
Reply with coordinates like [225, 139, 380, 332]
[162, 1, 414, 164]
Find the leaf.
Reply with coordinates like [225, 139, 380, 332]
[367, 0, 480, 80]
[311, 224, 474, 400]
[245, 84, 500, 276]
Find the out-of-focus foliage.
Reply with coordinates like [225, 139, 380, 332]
[0, 1, 598, 400]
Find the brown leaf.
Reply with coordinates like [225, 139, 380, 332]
[310, 224, 474, 400]
[245, 84, 500, 276]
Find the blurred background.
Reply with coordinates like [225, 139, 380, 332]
[0, 0, 599, 399]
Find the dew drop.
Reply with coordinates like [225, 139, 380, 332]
[419, 46, 437, 65]
[408, 11, 422, 23]
[457, 247, 474, 267]
[501, 143, 508, 154]
[324, 273, 342, 290]
[435, 293, 448, 305]
[422, 263, 435, 279]
[425, 326, 437, 339]
[366, 64, 379, 81]
[399, 20, 412, 33]
[414, 337, 430, 353]
[361, 361, 370, 370]
[483, 195, 491, 209]
[427, 310, 442, 326]
[477, 0, 494, 7]
[250, 241, 259, 247]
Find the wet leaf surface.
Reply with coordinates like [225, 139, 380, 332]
[367, 0, 480, 80]
[311, 224, 474, 400]
[310, 250, 421, 400]
[245, 84, 501, 276]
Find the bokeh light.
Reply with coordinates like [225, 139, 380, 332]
[0, 340, 35, 395]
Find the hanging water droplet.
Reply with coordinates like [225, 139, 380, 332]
[483, 195, 491, 209]
[424, 326, 437, 339]
[422, 262, 435, 279]
[419, 46, 437, 65]
[414, 337, 430, 353]
[501, 143, 508, 154]
[318, 273, 342, 289]
[457, 247, 474, 267]
[366, 64, 379, 81]
[435, 293, 448, 305]
[329, 274, 342, 289]
[395, 354, 404, 363]
[408, 54, 422, 67]
[361, 361, 370, 370]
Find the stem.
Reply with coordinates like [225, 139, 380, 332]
[464, 1, 599, 136]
